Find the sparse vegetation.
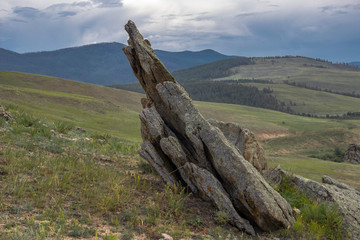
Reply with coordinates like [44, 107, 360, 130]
[1, 68, 360, 239]
[0, 106, 250, 239]
[309, 147, 345, 163]
[275, 175, 347, 239]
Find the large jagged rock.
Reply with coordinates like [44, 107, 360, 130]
[123, 20, 295, 234]
[344, 144, 360, 164]
[264, 166, 360, 239]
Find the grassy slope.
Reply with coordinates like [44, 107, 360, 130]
[242, 83, 360, 115]
[207, 57, 360, 115]
[0, 71, 142, 142]
[1, 70, 360, 190]
[218, 57, 360, 93]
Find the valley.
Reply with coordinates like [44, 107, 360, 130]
[1, 71, 359, 189]
[1, 55, 359, 239]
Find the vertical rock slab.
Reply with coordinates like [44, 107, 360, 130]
[122, 20, 295, 233]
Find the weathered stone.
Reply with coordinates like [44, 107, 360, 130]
[138, 141, 179, 187]
[159, 233, 173, 240]
[208, 119, 267, 173]
[123, 20, 295, 234]
[344, 144, 360, 164]
[199, 124, 294, 231]
[264, 167, 360, 239]
[183, 162, 255, 235]
[75, 126, 86, 133]
[0, 104, 12, 121]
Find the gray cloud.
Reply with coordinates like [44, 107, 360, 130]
[1, 0, 359, 62]
[13, 7, 44, 19]
[58, 11, 77, 17]
[93, 0, 123, 8]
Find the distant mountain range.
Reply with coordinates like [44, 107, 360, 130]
[349, 62, 360, 67]
[0, 42, 234, 85]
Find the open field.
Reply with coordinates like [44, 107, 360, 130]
[0, 71, 142, 142]
[216, 57, 360, 95]
[1, 71, 360, 239]
[1, 72, 360, 187]
[170, 56, 360, 115]
[1, 71, 359, 190]
[240, 82, 360, 115]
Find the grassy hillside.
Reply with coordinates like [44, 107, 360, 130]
[0, 71, 142, 142]
[1, 71, 359, 189]
[170, 56, 360, 116]
[1, 71, 360, 239]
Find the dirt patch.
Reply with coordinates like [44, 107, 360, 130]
[257, 132, 292, 140]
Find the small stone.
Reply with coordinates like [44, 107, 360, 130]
[75, 126, 86, 133]
[293, 207, 301, 215]
[159, 233, 173, 240]
[98, 155, 113, 163]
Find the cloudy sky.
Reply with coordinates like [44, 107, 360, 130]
[1, 0, 359, 61]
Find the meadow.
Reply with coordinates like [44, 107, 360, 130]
[1, 71, 359, 239]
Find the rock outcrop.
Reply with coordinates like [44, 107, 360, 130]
[265, 166, 360, 239]
[344, 144, 360, 164]
[122, 20, 294, 235]
[0, 104, 12, 121]
[208, 119, 267, 173]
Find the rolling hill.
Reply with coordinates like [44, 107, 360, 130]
[115, 56, 360, 116]
[1, 71, 360, 189]
[0, 43, 233, 86]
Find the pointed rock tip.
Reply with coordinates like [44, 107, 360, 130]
[124, 20, 137, 33]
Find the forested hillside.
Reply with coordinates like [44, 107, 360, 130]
[114, 56, 360, 117]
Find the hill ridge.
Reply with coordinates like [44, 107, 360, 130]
[0, 42, 233, 86]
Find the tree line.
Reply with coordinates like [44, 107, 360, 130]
[283, 80, 360, 98]
[182, 81, 293, 113]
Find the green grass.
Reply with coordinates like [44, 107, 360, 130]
[209, 56, 360, 115]
[0, 71, 142, 142]
[1, 109, 247, 239]
[1, 71, 360, 238]
[241, 82, 360, 115]
[274, 176, 347, 240]
[269, 155, 360, 190]
[216, 57, 360, 94]
[1, 71, 359, 190]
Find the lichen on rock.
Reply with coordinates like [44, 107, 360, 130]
[122, 20, 295, 234]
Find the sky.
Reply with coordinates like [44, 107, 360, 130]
[0, 0, 359, 62]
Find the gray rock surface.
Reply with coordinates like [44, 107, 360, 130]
[264, 166, 360, 239]
[344, 144, 360, 164]
[123, 20, 295, 234]
[208, 119, 267, 172]
[0, 104, 12, 121]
